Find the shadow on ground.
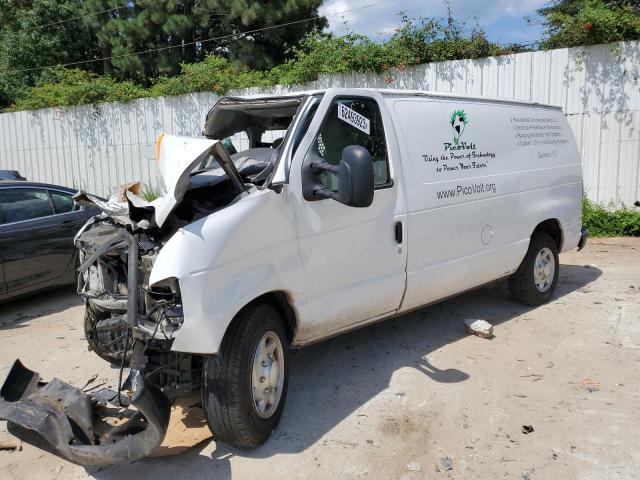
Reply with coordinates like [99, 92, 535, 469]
[87, 263, 600, 479]
[0, 285, 82, 330]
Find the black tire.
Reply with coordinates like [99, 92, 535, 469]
[202, 303, 289, 449]
[508, 233, 559, 306]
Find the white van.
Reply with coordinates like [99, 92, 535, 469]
[0, 88, 587, 465]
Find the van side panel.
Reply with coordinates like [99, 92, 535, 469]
[387, 97, 582, 312]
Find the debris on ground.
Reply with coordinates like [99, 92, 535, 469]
[406, 461, 422, 472]
[439, 456, 454, 471]
[520, 373, 543, 382]
[0, 430, 21, 452]
[464, 319, 494, 339]
[79, 373, 99, 390]
[149, 393, 213, 457]
[521, 425, 535, 434]
[580, 378, 604, 391]
[0, 441, 20, 452]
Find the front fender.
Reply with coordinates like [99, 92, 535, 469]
[150, 188, 303, 354]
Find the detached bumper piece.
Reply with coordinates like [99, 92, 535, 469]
[0, 359, 170, 465]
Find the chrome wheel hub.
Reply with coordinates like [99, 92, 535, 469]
[251, 331, 284, 419]
[534, 247, 555, 292]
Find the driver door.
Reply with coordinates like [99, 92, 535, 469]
[289, 93, 408, 342]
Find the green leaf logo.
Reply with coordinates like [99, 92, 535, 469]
[450, 109, 468, 145]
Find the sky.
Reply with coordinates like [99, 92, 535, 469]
[318, 0, 549, 45]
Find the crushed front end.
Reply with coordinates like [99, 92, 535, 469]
[0, 121, 285, 464]
[0, 219, 201, 465]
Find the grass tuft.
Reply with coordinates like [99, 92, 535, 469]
[141, 184, 162, 202]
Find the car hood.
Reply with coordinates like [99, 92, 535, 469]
[148, 133, 218, 227]
[75, 134, 244, 230]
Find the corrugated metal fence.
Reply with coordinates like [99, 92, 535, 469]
[1, 41, 639, 206]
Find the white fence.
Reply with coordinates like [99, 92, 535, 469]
[1, 41, 639, 206]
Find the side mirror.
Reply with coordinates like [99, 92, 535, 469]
[302, 145, 374, 208]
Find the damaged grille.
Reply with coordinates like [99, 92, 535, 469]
[75, 220, 196, 391]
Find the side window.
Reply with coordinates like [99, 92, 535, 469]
[312, 98, 391, 190]
[0, 188, 54, 224]
[50, 190, 77, 214]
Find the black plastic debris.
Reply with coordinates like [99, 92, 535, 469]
[521, 425, 535, 434]
[0, 359, 170, 465]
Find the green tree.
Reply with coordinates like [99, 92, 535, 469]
[273, 16, 522, 85]
[0, 0, 98, 108]
[9, 67, 146, 111]
[79, 0, 196, 82]
[537, 0, 640, 48]
[1, 11, 527, 111]
[81, 0, 326, 82]
[192, 0, 326, 70]
[0, 0, 326, 108]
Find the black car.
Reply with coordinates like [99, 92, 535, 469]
[0, 181, 99, 302]
[0, 170, 27, 181]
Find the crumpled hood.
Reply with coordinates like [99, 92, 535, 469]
[75, 134, 219, 229]
[146, 133, 218, 227]
[155, 133, 217, 203]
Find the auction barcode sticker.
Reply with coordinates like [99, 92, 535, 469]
[338, 103, 370, 135]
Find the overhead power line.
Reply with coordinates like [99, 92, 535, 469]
[21, 1, 143, 32]
[516, 40, 543, 48]
[0, 1, 144, 42]
[7, 0, 398, 75]
[1, 0, 224, 39]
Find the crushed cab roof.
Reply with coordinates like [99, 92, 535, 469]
[203, 95, 306, 138]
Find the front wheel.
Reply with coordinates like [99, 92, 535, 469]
[202, 303, 289, 449]
[508, 233, 559, 306]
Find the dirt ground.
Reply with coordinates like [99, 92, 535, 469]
[0, 237, 638, 480]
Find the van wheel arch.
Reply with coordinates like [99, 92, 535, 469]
[532, 219, 563, 250]
[222, 291, 298, 348]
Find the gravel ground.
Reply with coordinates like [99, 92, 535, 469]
[0, 237, 638, 480]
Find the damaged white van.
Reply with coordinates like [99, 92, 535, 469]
[0, 88, 587, 465]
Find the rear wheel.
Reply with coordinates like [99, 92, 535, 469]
[202, 303, 289, 448]
[508, 233, 559, 306]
